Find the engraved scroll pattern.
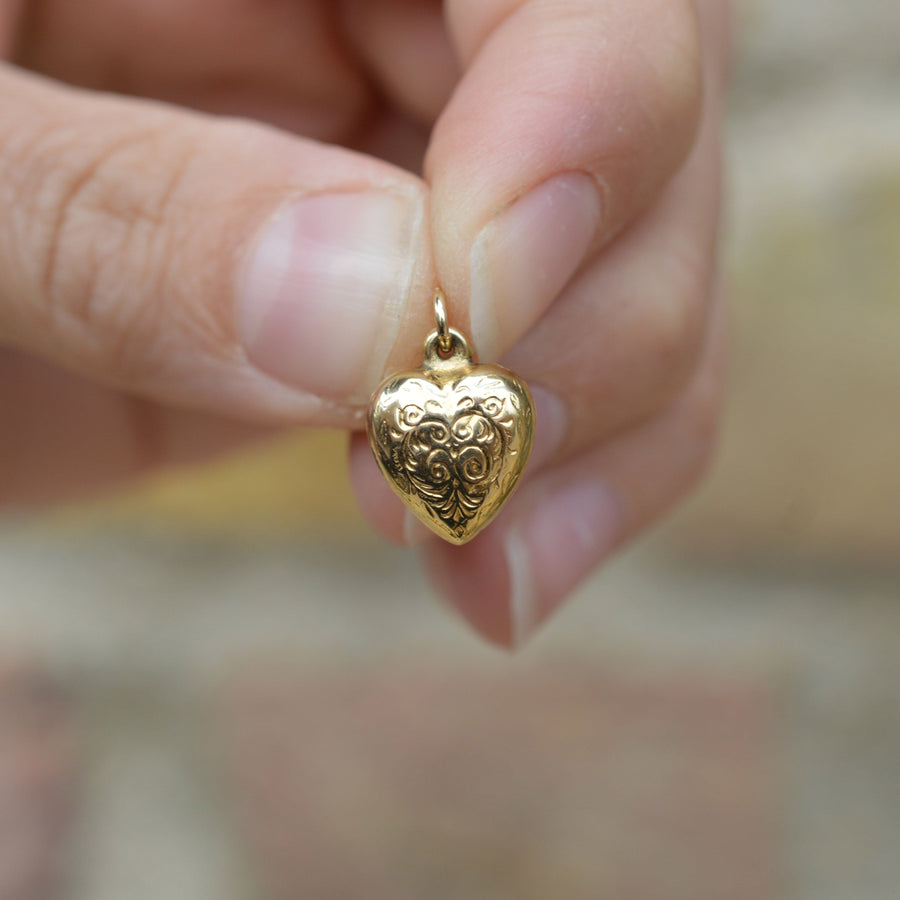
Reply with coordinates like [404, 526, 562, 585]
[381, 376, 522, 539]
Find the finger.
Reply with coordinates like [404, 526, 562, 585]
[339, 0, 460, 126]
[0, 65, 441, 427]
[427, 291, 726, 649]
[353, 109, 432, 176]
[14, 0, 372, 142]
[428, 0, 703, 359]
[348, 431, 424, 547]
[0, 351, 274, 506]
[0, 0, 23, 57]
[693, 0, 734, 82]
[501, 38, 725, 462]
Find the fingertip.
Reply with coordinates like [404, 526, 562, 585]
[348, 432, 431, 546]
[467, 171, 603, 358]
[430, 0, 705, 360]
[525, 383, 569, 472]
[425, 474, 622, 650]
[348, 432, 403, 544]
[425, 529, 515, 649]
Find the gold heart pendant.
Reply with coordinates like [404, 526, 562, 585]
[367, 294, 535, 545]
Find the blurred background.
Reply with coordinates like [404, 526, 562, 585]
[1, 0, 899, 897]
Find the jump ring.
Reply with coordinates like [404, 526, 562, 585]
[434, 291, 452, 354]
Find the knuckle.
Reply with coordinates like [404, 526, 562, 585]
[662, 0, 703, 109]
[685, 397, 721, 486]
[636, 251, 711, 403]
[23, 117, 203, 378]
[636, 0, 704, 160]
[679, 344, 726, 486]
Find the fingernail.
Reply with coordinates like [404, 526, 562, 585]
[505, 480, 621, 647]
[237, 191, 422, 400]
[469, 172, 601, 359]
[527, 385, 568, 471]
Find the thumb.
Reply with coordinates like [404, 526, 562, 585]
[0, 66, 434, 425]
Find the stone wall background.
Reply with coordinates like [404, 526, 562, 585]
[673, 0, 900, 558]
[1, 2, 899, 898]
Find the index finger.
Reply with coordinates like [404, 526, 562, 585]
[427, 0, 703, 358]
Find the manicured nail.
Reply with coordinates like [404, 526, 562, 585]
[237, 191, 422, 400]
[505, 479, 621, 647]
[527, 384, 568, 471]
[469, 172, 601, 359]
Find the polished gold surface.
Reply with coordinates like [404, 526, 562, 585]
[367, 296, 535, 545]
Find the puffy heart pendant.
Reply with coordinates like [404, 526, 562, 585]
[367, 295, 535, 545]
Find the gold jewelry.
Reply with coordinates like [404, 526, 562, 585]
[367, 291, 535, 544]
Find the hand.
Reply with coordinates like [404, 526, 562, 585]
[0, 0, 729, 647]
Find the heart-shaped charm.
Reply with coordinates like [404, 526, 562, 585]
[367, 302, 534, 545]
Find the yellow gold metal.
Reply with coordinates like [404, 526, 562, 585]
[434, 290, 452, 355]
[367, 292, 535, 545]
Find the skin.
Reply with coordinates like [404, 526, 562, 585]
[0, 0, 730, 648]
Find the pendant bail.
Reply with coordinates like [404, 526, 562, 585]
[434, 290, 453, 355]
